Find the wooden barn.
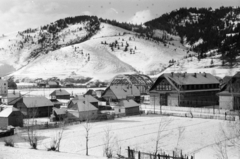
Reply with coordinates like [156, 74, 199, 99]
[218, 72, 240, 110]
[15, 96, 54, 117]
[50, 89, 70, 100]
[67, 95, 98, 121]
[149, 72, 220, 107]
[0, 107, 23, 129]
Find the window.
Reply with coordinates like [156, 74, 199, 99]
[4, 83, 6, 85]
[156, 80, 172, 91]
[119, 109, 121, 113]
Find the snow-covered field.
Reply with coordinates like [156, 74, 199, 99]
[0, 115, 238, 159]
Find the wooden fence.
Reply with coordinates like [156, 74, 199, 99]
[124, 147, 193, 159]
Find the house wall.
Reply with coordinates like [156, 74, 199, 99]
[219, 96, 233, 110]
[67, 110, 98, 121]
[168, 94, 179, 106]
[150, 93, 160, 107]
[0, 117, 8, 129]
[8, 111, 23, 127]
[114, 107, 125, 114]
[16, 102, 28, 116]
[125, 106, 139, 116]
[56, 95, 70, 100]
[0, 79, 8, 96]
[16, 102, 52, 117]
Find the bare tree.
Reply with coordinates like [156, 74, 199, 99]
[83, 119, 92, 156]
[214, 124, 230, 159]
[102, 126, 121, 158]
[47, 121, 65, 151]
[175, 126, 185, 151]
[214, 140, 229, 159]
[154, 117, 172, 158]
[25, 104, 39, 149]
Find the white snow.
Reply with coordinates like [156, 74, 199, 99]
[0, 115, 239, 159]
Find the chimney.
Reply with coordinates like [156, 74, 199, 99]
[193, 73, 197, 78]
[204, 72, 207, 77]
[171, 72, 174, 77]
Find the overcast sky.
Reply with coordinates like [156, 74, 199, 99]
[0, 0, 239, 34]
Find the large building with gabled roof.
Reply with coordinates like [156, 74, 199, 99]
[149, 72, 220, 107]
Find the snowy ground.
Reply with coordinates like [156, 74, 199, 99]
[0, 115, 239, 159]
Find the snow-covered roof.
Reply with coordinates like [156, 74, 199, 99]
[50, 89, 70, 96]
[119, 99, 139, 108]
[70, 100, 98, 112]
[53, 108, 67, 115]
[102, 85, 140, 99]
[0, 107, 20, 117]
[164, 73, 219, 85]
[22, 96, 53, 108]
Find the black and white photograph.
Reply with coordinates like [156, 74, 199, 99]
[0, 0, 240, 158]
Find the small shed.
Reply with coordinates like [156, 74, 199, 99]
[0, 107, 23, 129]
[52, 108, 67, 121]
[120, 99, 140, 116]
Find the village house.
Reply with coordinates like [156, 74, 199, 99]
[102, 85, 140, 103]
[14, 96, 54, 117]
[149, 72, 220, 107]
[1, 91, 21, 106]
[67, 95, 98, 121]
[50, 89, 70, 100]
[0, 107, 23, 129]
[218, 72, 240, 110]
[0, 78, 8, 97]
[47, 81, 60, 88]
[103, 74, 153, 104]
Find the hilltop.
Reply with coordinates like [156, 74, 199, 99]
[0, 15, 190, 81]
[1, 6, 240, 82]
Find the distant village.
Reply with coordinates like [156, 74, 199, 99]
[0, 71, 240, 132]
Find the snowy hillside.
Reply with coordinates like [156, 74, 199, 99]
[156, 54, 240, 78]
[1, 19, 192, 81]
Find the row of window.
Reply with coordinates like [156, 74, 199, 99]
[155, 83, 219, 91]
[156, 84, 172, 91]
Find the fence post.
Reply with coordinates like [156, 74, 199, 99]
[158, 153, 160, 159]
[138, 151, 141, 159]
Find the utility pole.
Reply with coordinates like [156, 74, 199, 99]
[154, 95, 155, 114]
